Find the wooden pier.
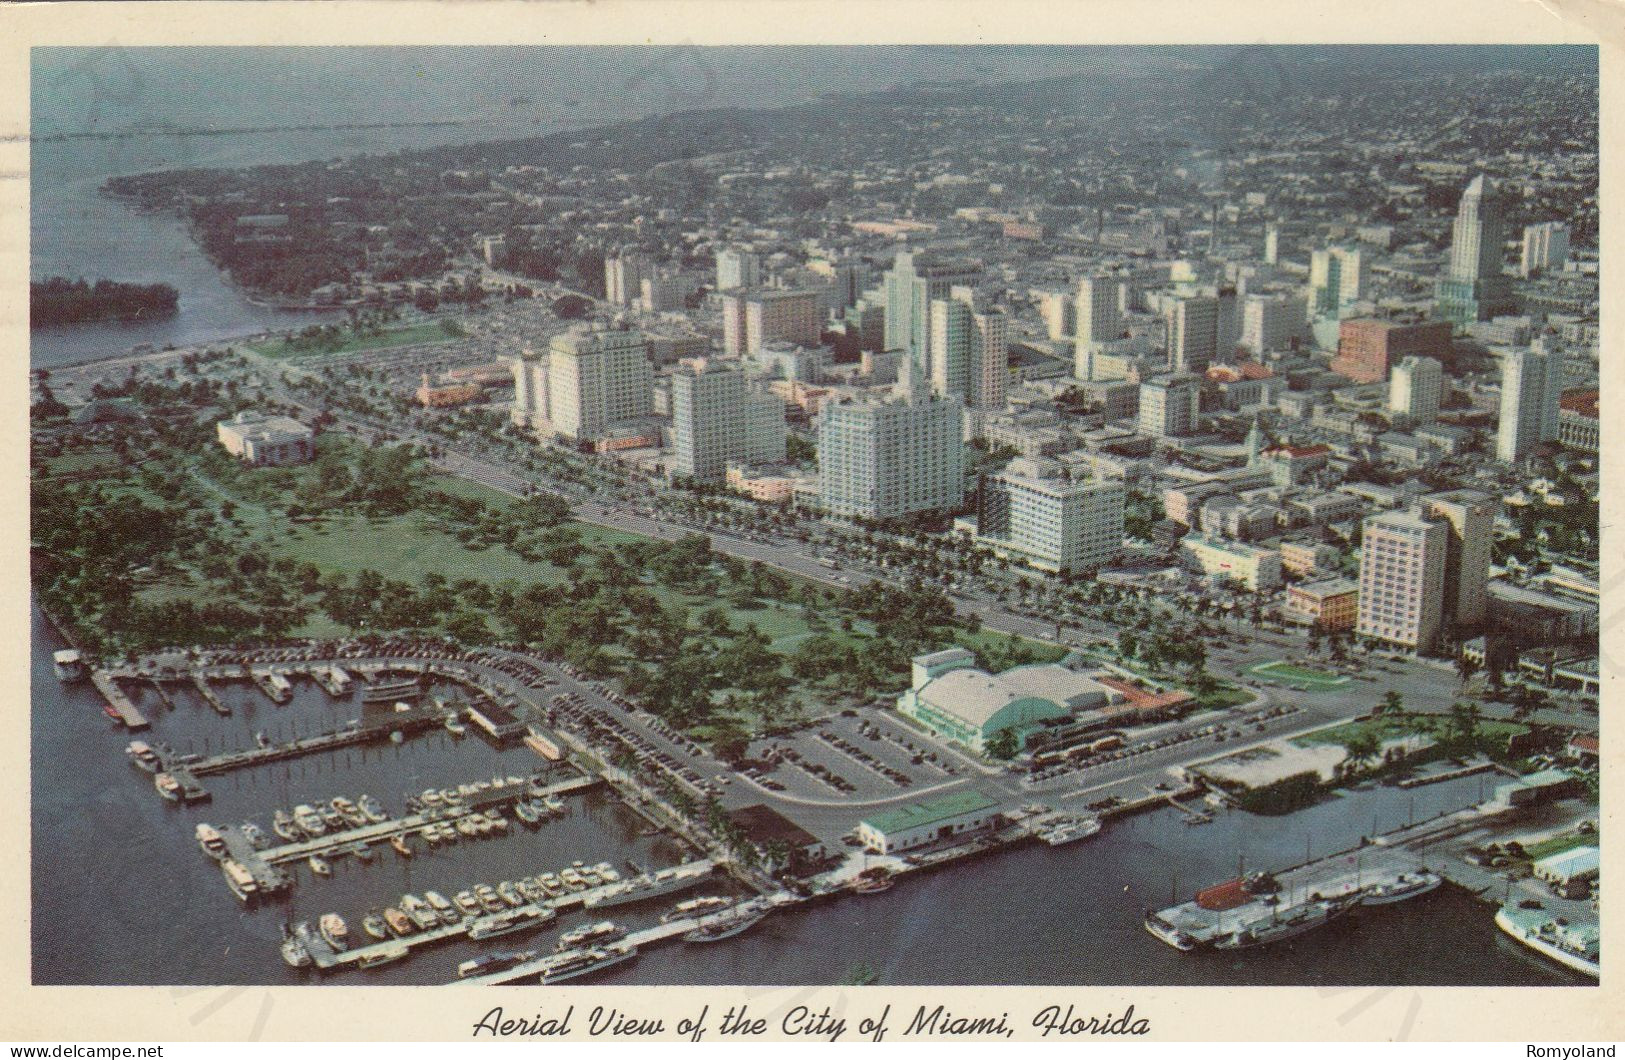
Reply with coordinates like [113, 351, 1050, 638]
[295, 855, 717, 974]
[219, 826, 292, 898]
[91, 671, 149, 730]
[192, 673, 231, 716]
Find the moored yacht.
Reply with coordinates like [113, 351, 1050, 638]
[195, 823, 227, 860]
[1361, 869, 1443, 906]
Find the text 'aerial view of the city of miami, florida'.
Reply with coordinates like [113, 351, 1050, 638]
[29, 44, 1600, 989]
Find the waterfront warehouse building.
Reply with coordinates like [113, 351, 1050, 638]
[216, 410, 315, 467]
[856, 789, 1001, 855]
[897, 647, 1117, 754]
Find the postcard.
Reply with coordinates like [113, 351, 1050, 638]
[0, 0, 1617, 1044]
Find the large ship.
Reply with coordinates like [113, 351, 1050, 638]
[583, 864, 709, 909]
[1494, 905, 1599, 979]
[1360, 869, 1442, 906]
[1211, 894, 1359, 950]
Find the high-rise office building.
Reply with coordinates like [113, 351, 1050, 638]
[1037, 290, 1075, 342]
[1356, 508, 1449, 652]
[928, 288, 1007, 410]
[670, 358, 786, 480]
[1138, 373, 1202, 438]
[1435, 175, 1517, 324]
[509, 347, 548, 429]
[604, 252, 652, 307]
[817, 390, 965, 521]
[974, 457, 1125, 573]
[718, 289, 821, 355]
[1239, 293, 1306, 354]
[1496, 343, 1564, 463]
[1423, 489, 1493, 634]
[881, 250, 981, 371]
[1330, 318, 1453, 385]
[715, 247, 762, 291]
[1073, 274, 1122, 381]
[1166, 296, 1219, 374]
[1308, 245, 1368, 315]
[546, 324, 653, 441]
[1520, 222, 1570, 278]
[1215, 286, 1240, 365]
[1387, 355, 1444, 423]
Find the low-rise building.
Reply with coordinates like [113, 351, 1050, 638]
[897, 647, 1119, 754]
[216, 410, 315, 466]
[1285, 577, 1360, 630]
[856, 790, 1002, 855]
[1181, 534, 1283, 591]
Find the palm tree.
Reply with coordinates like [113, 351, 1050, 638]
[1343, 730, 1383, 776]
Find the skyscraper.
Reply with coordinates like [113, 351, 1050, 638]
[604, 252, 652, 307]
[1073, 274, 1122, 381]
[1356, 508, 1448, 652]
[1308, 245, 1368, 315]
[1166, 296, 1219, 374]
[1239, 293, 1306, 354]
[1435, 175, 1517, 324]
[671, 358, 786, 480]
[881, 250, 981, 372]
[509, 347, 548, 429]
[1520, 222, 1570, 278]
[816, 391, 965, 521]
[546, 324, 653, 441]
[928, 288, 1007, 410]
[715, 247, 762, 291]
[1423, 489, 1494, 635]
[1496, 343, 1564, 463]
[1330, 318, 1452, 385]
[1387, 355, 1444, 423]
[742, 289, 822, 355]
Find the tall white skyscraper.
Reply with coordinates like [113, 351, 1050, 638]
[1387, 355, 1444, 423]
[671, 358, 785, 479]
[1037, 290, 1075, 342]
[604, 252, 652, 307]
[509, 347, 548, 429]
[928, 288, 1007, 410]
[715, 247, 762, 290]
[1520, 222, 1570, 278]
[1308, 245, 1367, 315]
[1496, 343, 1564, 463]
[1356, 508, 1448, 651]
[1436, 174, 1516, 324]
[546, 324, 653, 441]
[1423, 489, 1494, 634]
[882, 250, 981, 374]
[1166, 296, 1219, 374]
[817, 391, 965, 521]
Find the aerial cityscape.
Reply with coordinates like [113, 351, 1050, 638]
[29, 45, 1600, 988]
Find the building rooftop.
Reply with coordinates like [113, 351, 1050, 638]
[861, 790, 999, 836]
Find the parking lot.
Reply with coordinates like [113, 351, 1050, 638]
[738, 708, 964, 802]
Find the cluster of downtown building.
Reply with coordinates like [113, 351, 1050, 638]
[501, 114, 1597, 674]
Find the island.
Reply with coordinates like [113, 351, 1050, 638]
[31, 277, 179, 328]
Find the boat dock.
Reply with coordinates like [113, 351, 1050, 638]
[91, 671, 149, 730]
[256, 774, 602, 867]
[297, 855, 719, 974]
[192, 673, 231, 716]
[309, 665, 354, 698]
[219, 827, 293, 898]
[251, 669, 293, 704]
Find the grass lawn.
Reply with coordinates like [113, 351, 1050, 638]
[1247, 659, 1349, 689]
[39, 450, 121, 478]
[1522, 830, 1598, 862]
[1296, 716, 1528, 749]
[246, 322, 456, 359]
